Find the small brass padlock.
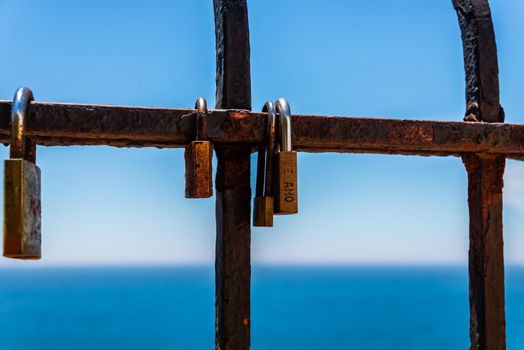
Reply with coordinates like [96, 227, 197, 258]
[253, 101, 276, 227]
[274, 98, 298, 215]
[4, 87, 41, 260]
[185, 97, 213, 198]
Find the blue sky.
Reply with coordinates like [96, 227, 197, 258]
[0, 0, 523, 266]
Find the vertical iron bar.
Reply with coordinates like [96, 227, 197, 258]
[213, 0, 252, 349]
[453, 0, 506, 349]
[463, 153, 506, 350]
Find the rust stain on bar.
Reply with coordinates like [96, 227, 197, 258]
[229, 111, 250, 120]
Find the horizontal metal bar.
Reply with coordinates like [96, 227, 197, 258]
[0, 100, 523, 157]
[0, 101, 199, 147]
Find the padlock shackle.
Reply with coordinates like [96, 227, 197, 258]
[10, 87, 34, 160]
[262, 101, 276, 196]
[195, 97, 207, 112]
[195, 97, 208, 141]
[275, 98, 292, 152]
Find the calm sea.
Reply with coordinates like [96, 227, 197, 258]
[0, 266, 523, 349]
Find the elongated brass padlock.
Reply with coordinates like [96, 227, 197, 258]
[274, 98, 298, 215]
[4, 87, 41, 259]
[185, 97, 213, 198]
[253, 101, 276, 227]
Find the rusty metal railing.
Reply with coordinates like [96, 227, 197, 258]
[1, 0, 515, 349]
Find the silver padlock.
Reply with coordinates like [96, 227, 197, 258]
[3, 87, 41, 260]
[274, 98, 298, 215]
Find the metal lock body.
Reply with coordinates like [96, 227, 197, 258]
[4, 87, 41, 259]
[185, 97, 213, 198]
[274, 98, 298, 215]
[253, 196, 273, 227]
[253, 101, 276, 227]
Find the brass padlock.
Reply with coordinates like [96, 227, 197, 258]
[185, 97, 213, 198]
[253, 101, 276, 227]
[274, 98, 298, 215]
[4, 87, 41, 260]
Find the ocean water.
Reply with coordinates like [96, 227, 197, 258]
[0, 266, 523, 350]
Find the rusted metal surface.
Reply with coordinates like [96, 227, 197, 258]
[213, 0, 251, 111]
[291, 115, 524, 157]
[0, 101, 524, 158]
[3, 159, 41, 260]
[0, 0, 514, 347]
[184, 141, 213, 198]
[0, 101, 197, 147]
[185, 98, 213, 198]
[214, 146, 251, 350]
[4, 88, 41, 260]
[454, 0, 506, 349]
[453, 0, 503, 123]
[463, 154, 506, 350]
[213, 0, 252, 349]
